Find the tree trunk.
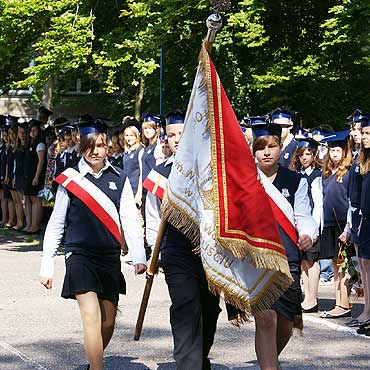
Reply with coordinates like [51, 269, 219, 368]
[42, 78, 53, 109]
[134, 77, 145, 120]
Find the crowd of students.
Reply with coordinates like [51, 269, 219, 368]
[2, 103, 369, 369]
[242, 108, 370, 334]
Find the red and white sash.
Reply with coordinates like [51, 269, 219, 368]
[54, 167, 122, 243]
[258, 170, 299, 246]
[143, 168, 168, 199]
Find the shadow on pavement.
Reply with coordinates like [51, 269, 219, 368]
[72, 356, 152, 370]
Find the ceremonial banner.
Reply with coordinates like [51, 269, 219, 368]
[162, 44, 293, 317]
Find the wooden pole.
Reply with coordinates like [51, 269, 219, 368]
[134, 218, 168, 341]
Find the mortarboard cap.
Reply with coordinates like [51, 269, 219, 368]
[320, 130, 350, 148]
[347, 109, 370, 123]
[297, 137, 319, 150]
[6, 115, 19, 126]
[252, 123, 282, 138]
[78, 119, 107, 136]
[270, 108, 293, 127]
[52, 117, 69, 128]
[248, 116, 268, 126]
[38, 105, 53, 117]
[165, 110, 185, 126]
[143, 113, 161, 125]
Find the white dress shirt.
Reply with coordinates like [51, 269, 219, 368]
[40, 157, 146, 279]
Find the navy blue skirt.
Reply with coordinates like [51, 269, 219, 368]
[61, 251, 126, 304]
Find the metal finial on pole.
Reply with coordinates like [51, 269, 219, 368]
[205, 0, 231, 52]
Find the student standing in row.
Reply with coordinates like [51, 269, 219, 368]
[290, 135, 323, 313]
[23, 120, 46, 235]
[320, 131, 352, 319]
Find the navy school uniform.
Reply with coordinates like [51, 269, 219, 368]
[6, 145, 15, 190]
[0, 143, 11, 199]
[41, 158, 146, 304]
[279, 137, 298, 168]
[358, 171, 370, 260]
[142, 143, 158, 183]
[347, 162, 362, 244]
[270, 166, 305, 322]
[122, 147, 142, 196]
[14, 146, 26, 192]
[300, 167, 322, 261]
[61, 165, 127, 303]
[320, 171, 350, 259]
[23, 141, 47, 196]
[109, 153, 124, 169]
[65, 147, 80, 169]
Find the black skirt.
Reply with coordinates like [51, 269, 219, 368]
[319, 223, 346, 260]
[272, 271, 302, 322]
[302, 239, 320, 262]
[61, 251, 126, 304]
[2, 184, 12, 199]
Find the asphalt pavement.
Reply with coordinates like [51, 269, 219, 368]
[0, 228, 369, 370]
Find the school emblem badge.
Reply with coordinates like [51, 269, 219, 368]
[282, 188, 290, 198]
[284, 152, 290, 159]
[109, 181, 118, 190]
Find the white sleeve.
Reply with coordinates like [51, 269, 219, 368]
[294, 178, 319, 241]
[120, 178, 146, 265]
[40, 186, 69, 278]
[311, 177, 323, 230]
[36, 142, 46, 152]
[154, 143, 165, 165]
[145, 191, 161, 248]
[344, 200, 352, 234]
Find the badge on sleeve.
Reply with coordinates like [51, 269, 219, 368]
[109, 181, 118, 190]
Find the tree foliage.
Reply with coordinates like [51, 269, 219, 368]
[0, 0, 369, 126]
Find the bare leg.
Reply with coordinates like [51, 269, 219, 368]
[13, 191, 25, 229]
[76, 292, 104, 370]
[301, 260, 309, 307]
[23, 195, 32, 230]
[303, 261, 319, 309]
[1, 196, 8, 225]
[276, 314, 293, 357]
[326, 258, 350, 314]
[6, 197, 16, 226]
[99, 299, 117, 349]
[254, 309, 278, 370]
[29, 196, 43, 232]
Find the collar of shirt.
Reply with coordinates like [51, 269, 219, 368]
[78, 157, 120, 178]
[164, 155, 175, 167]
[301, 166, 314, 176]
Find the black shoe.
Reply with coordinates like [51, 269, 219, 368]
[358, 318, 370, 329]
[26, 229, 41, 235]
[345, 318, 361, 327]
[302, 304, 318, 313]
[357, 327, 370, 335]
